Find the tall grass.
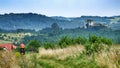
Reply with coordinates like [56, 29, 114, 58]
[0, 36, 119, 68]
[38, 45, 84, 60]
[95, 47, 120, 68]
[0, 51, 19, 68]
[0, 45, 119, 68]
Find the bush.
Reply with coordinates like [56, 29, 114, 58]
[89, 35, 112, 45]
[58, 36, 72, 48]
[100, 37, 112, 46]
[43, 42, 55, 49]
[89, 35, 101, 44]
[75, 37, 87, 45]
[85, 42, 103, 55]
[85, 35, 112, 55]
[27, 40, 41, 52]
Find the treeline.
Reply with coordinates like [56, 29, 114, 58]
[22, 27, 120, 45]
[23, 35, 112, 53]
[22, 22, 120, 44]
[1, 13, 116, 30]
[0, 29, 36, 33]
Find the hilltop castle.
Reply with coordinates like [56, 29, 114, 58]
[84, 19, 109, 29]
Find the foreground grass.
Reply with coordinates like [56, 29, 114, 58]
[0, 45, 120, 68]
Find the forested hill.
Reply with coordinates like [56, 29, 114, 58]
[0, 13, 120, 30]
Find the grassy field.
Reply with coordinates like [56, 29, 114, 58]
[0, 33, 32, 44]
[0, 44, 119, 68]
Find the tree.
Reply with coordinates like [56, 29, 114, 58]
[27, 40, 41, 52]
[51, 23, 62, 32]
[51, 23, 60, 29]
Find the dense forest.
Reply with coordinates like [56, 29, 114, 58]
[0, 13, 120, 30]
[0, 13, 120, 45]
[0, 22, 120, 45]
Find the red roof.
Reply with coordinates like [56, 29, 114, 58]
[0, 43, 17, 50]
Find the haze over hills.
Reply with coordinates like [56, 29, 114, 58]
[0, 13, 120, 30]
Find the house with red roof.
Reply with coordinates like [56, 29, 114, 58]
[0, 43, 17, 50]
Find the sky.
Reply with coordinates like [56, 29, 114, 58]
[0, 0, 120, 17]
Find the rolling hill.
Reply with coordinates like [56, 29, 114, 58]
[0, 13, 120, 30]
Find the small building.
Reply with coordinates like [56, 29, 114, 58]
[0, 43, 17, 50]
[84, 19, 108, 29]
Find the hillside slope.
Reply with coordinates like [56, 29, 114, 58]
[0, 13, 120, 30]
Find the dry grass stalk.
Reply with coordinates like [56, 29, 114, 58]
[38, 45, 84, 59]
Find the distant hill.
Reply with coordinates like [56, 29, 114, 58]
[0, 13, 120, 30]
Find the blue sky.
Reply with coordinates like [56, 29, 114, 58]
[0, 0, 120, 17]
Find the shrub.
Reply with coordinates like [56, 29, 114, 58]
[27, 40, 41, 52]
[100, 37, 112, 46]
[89, 35, 112, 45]
[75, 37, 87, 45]
[85, 35, 112, 55]
[89, 35, 101, 44]
[43, 42, 55, 49]
[58, 36, 71, 48]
